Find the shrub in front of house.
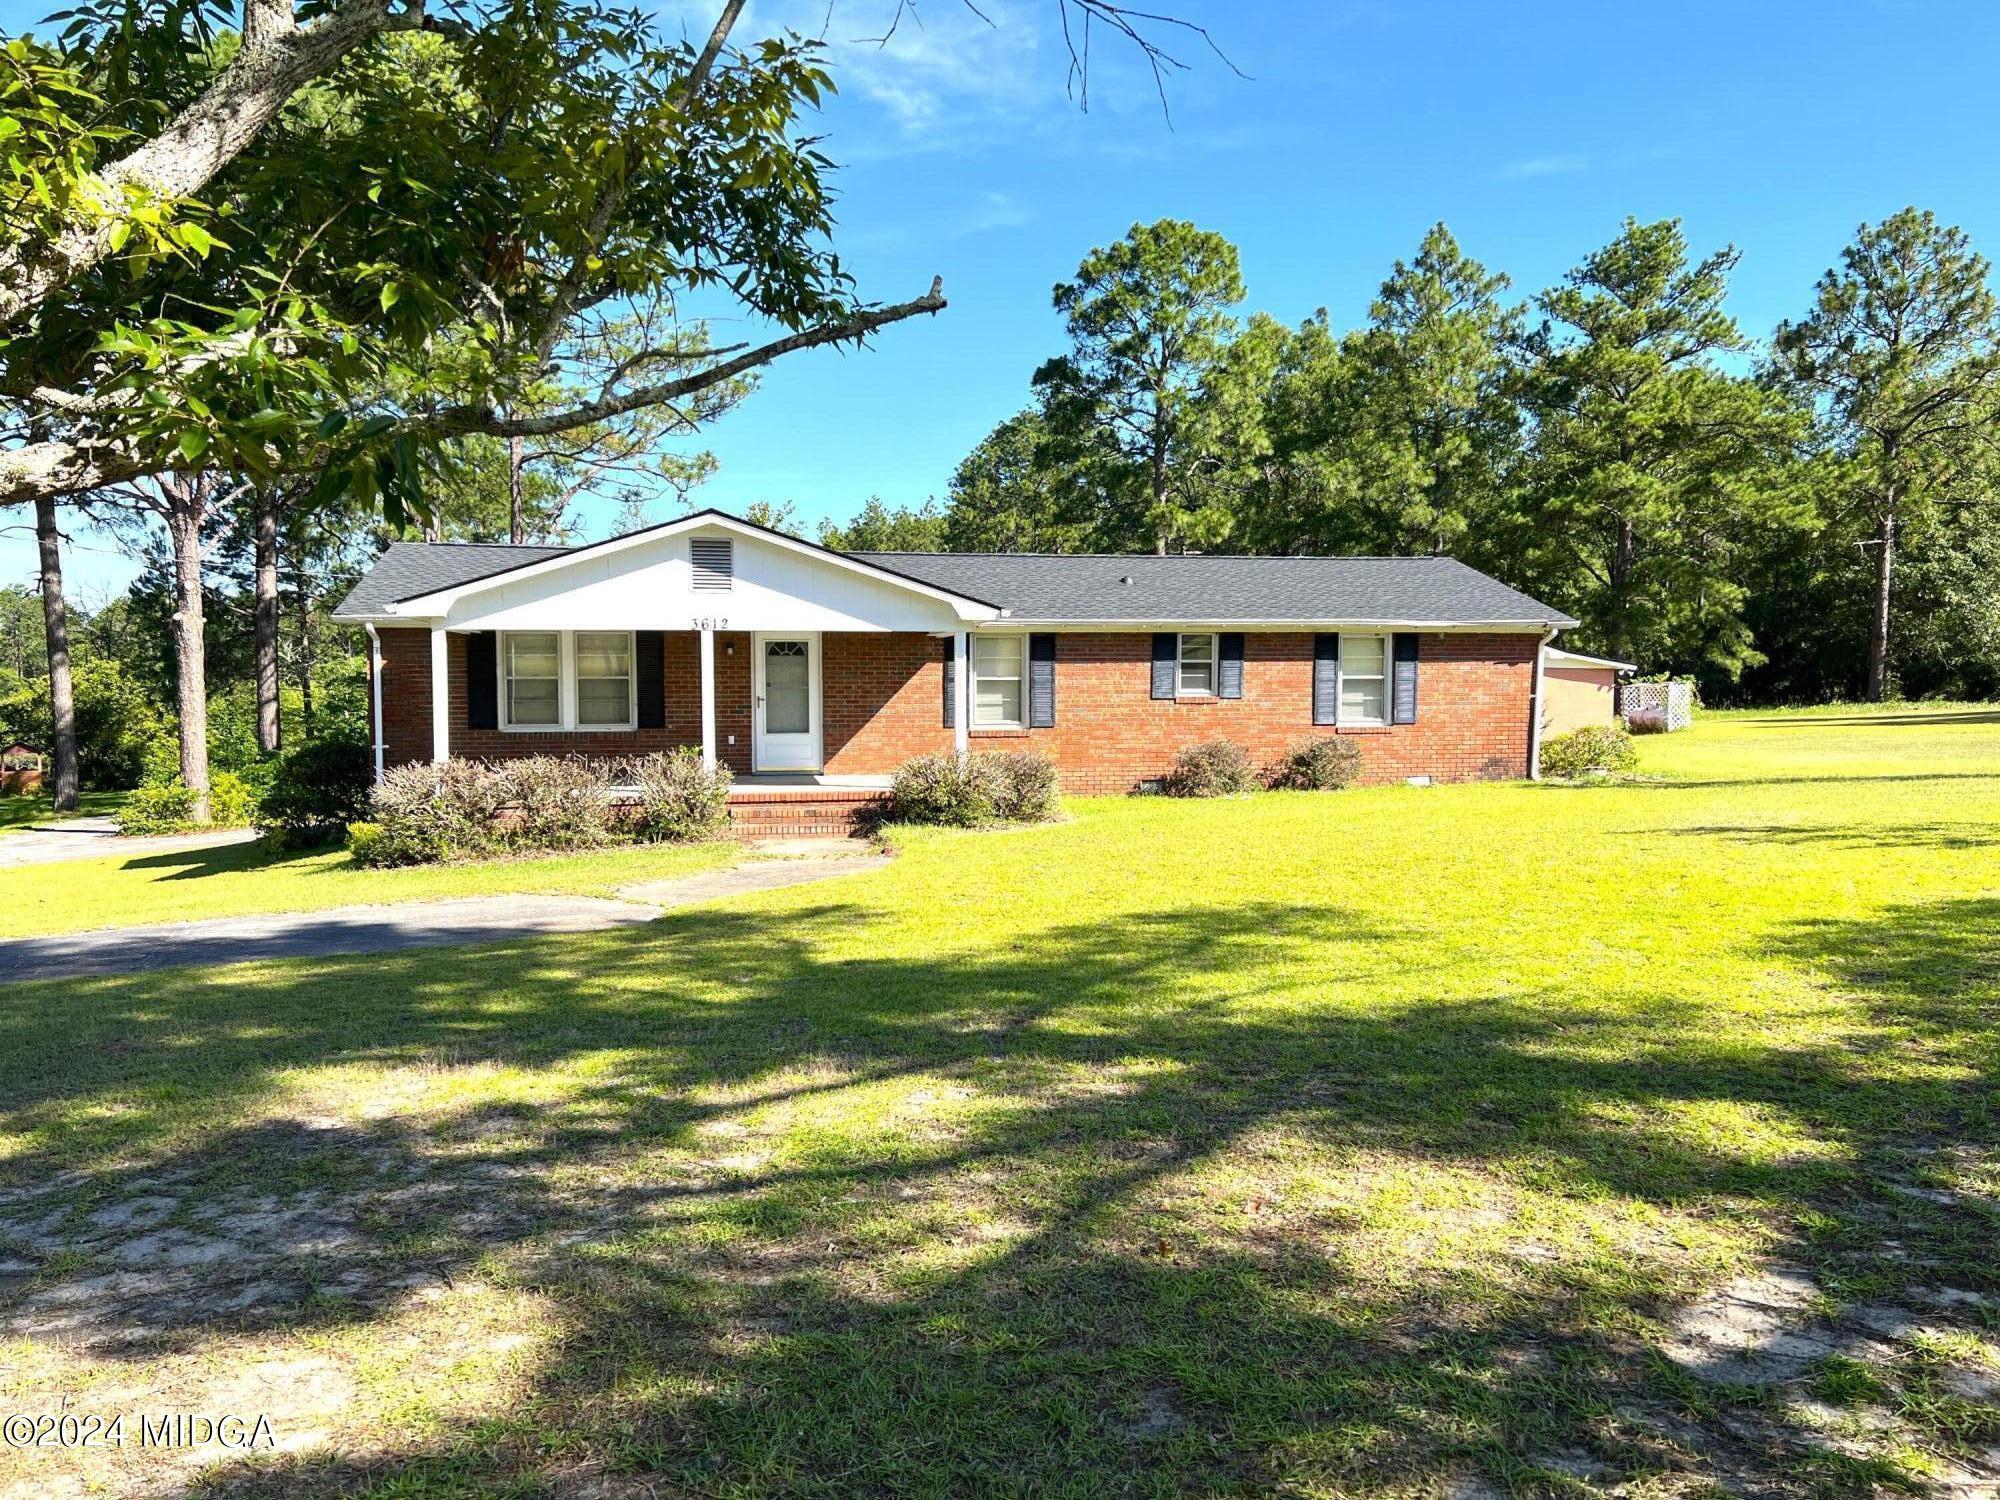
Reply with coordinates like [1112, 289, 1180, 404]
[1267, 736, 1363, 791]
[494, 755, 611, 851]
[353, 753, 735, 866]
[256, 733, 374, 846]
[1539, 724, 1638, 780]
[889, 752, 1003, 826]
[625, 748, 733, 842]
[344, 820, 387, 864]
[985, 750, 1060, 822]
[361, 759, 513, 864]
[118, 769, 258, 834]
[1164, 739, 1257, 798]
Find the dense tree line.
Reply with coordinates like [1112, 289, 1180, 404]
[843, 211, 2000, 705]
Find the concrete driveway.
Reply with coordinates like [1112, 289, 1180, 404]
[0, 816, 260, 869]
[0, 850, 891, 982]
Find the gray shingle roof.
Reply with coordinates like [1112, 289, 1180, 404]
[334, 540, 568, 618]
[334, 532, 1575, 628]
[851, 551, 1575, 626]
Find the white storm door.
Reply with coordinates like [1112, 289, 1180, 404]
[753, 634, 821, 771]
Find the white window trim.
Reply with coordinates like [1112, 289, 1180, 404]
[1337, 630, 1390, 728]
[499, 629, 638, 733]
[970, 630, 1027, 729]
[1177, 632, 1218, 698]
[500, 630, 562, 731]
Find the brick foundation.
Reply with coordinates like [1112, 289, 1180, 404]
[374, 628, 1535, 789]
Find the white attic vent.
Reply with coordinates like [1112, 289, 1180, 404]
[691, 537, 733, 591]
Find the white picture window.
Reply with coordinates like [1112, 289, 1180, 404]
[971, 634, 1025, 727]
[575, 631, 634, 728]
[1178, 633, 1217, 696]
[503, 632, 561, 728]
[1340, 633, 1389, 725]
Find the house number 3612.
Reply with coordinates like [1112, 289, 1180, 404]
[690, 617, 728, 631]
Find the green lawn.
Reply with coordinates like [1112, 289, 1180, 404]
[0, 787, 126, 832]
[0, 836, 740, 938]
[1, 704, 1997, 1498]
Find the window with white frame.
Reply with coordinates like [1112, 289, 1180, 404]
[971, 634, 1025, 727]
[503, 632, 561, 728]
[575, 632, 634, 727]
[1340, 632, 1389, 725]
[1178, 633, 1217, 696]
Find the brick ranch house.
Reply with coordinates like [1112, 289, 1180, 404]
[333, 510, 1578, 824]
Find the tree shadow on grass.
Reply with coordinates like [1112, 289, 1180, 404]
[2, 898, 1995, 1495]
[1672, 822, 2000, 851]
[113, 837, 330, 881]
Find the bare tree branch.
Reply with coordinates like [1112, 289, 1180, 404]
[0, 279, 948, 503]
[452, 277, 945, 440]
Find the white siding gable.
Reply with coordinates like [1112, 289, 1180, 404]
[437, 525, 970, 633]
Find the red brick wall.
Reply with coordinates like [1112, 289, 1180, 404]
[373, 628, 1534, 787]
[969, 632, 1535, 792]
[823, 632, 953, 773]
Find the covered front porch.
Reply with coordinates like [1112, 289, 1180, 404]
[361, 514, 1001, 778]
[380, 624, 973, 780]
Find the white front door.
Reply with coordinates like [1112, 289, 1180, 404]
[753, 633, 821, 771]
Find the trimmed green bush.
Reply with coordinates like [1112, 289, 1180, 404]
[256, 734, 373, 846]
[1267, 736, 1363, 791]
[986, 750, 1060, 822]
[889, 752, 1003, 826]
[1539, 724, 1638, 780]
[117, 770, 257, 834]
[1164, 739, 1257, 798]
[345, 820, 387, 865]
[625, 748, 733, 842]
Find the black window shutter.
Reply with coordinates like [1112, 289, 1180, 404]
[1029, 633, 1057, 727]
[942, 639, 956, 728]
[636, 631, 666, 729]
[1312, 634, 1340, 726]
[466, 631, 498, 731]
[1151, 633, 1177, 699]
[1392, 633, 1419, 724]
[1218, 633, 1245, 699]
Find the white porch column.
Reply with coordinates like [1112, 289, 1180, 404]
[365, 623, 386, 784]
[429, 623, 450, 763]
[954, 630, 971, 756]
[699, 626, 717, 771]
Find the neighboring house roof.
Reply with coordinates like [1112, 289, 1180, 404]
[851, 551, 1576, 627]
[334, 517, 1577, 629]
[1544, 647, 1636, 672]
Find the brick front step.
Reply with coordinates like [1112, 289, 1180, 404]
[725, 787, 888, 839]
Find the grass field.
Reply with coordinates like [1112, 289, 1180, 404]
[1, 705, 1996, 1497]
[0, 836, 740, 939]
[0, 788, 126, 832]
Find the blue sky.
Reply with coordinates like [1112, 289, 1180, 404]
[8, 0, 2000, 595]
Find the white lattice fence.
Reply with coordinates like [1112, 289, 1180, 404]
[1618, 680, 1694, 732]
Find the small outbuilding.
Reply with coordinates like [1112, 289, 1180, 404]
[1539, 648, 1634, 736]
[1, 742, 46, 796]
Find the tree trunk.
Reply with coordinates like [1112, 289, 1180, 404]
[1609, 515, 1637, 664]
[508, 431, 526, 544]
[1866, 500, 1896, 703]
[254, 485, 280, 753]
[163, 476, 211, 822]
[294, 561, 316, 737]
[32, 494, 80, 811]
